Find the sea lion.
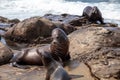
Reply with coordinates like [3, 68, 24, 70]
[10, 47, 43, 69]
[50, 28, 70, 62]
[82, 6, 104, 24]
[37, 49, 70, 80]
[10, 28, 70, 68]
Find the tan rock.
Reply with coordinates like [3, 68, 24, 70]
[68, 27, 120, 80]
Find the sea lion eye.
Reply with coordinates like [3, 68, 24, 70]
[56, 36, 59, 39]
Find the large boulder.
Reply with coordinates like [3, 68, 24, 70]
[68, 27, 120, 80]
[3, 17, 56, 47]
[0, 42, 13, 65]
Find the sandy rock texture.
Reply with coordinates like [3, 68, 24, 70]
[69, 27, 120, 80]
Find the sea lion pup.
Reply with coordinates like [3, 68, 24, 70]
[50, 28, 70, 62]
[37, 49, 71, 80]
[82, 6, 104, 24]
[10, 28, 70, 69]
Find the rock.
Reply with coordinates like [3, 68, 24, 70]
[0, 16, 20, 24]
[0, 65, 46, 80]
[0, 42, 13, 65]
[0, 60, 94, 80]
[3, 17, 56, 47]
[43, 13, 118, 34]
[68, 27, 120, 80]
[53, 22, 76, 34]
[8, 18, 20, 24]
[43, 13, 87, 26]
[0, 16, 9, 23]
[43, 13, 90, 34]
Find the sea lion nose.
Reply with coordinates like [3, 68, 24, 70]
[52, 41, 57, 44]
[52, 39, 58, 44]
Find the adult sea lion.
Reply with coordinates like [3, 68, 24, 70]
[10, 28, 70, 68]
[82, 6, 104, 24]
[37, 49, 70, 80]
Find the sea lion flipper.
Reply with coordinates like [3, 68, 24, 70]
[100, 18, 105, 24]
[10, 51, 30, 69]
[10, 52, 23, 62]
[10, 62, 30, 69]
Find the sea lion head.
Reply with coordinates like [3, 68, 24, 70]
[50, 28, 70, 61]
[51, 28, 68, 44]
[92, 6, 101, 15]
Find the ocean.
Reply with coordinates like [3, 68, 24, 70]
[0, 0, 120, 25]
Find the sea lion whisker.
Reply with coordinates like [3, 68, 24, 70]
[53, 50, 64, 57]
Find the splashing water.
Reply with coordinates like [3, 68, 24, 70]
[0, 0, 120, 25]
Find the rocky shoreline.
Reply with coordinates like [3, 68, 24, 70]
[0, 10, 120, 80]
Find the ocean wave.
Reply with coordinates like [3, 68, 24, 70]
[0, 0, 120, 21]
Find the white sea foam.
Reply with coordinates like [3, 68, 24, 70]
[0, 0, 120, 22]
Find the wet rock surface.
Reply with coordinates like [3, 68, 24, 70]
[69, 27, 120, 80]
[0, 64, 46, 80]
[0, 61, 94, 80]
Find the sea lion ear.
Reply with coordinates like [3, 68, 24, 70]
[92, 7, 95, 13]
[93, 6, 99, 13]
[93, 6, 97, 9]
